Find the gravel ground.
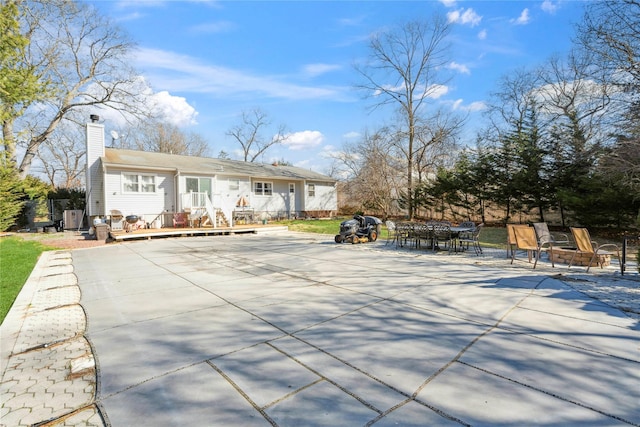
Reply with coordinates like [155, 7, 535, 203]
[7, 230, 108, 250]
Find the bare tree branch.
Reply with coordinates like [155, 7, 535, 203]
[353, 14, 452, 219]
[226, 108, 289, 162]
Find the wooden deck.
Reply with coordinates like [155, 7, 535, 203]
[109, 224, 288, 242]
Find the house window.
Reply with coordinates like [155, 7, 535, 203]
[123, 173, 156, 193]
[254, 181, 273, 196]
[141, 175, 156, 193]
[308, 183, 315, 197]
[289, 183, 295, 193]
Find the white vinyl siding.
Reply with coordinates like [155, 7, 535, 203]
[304, 181, 338, 211]
[105, 169, 171, 218]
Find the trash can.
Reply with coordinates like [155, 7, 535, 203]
[95, 223, 110, 241]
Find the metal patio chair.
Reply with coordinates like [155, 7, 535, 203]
[569, 227, 621, 273]
[458, 223, 484, 255]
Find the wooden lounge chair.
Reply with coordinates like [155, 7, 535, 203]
[569, 227, 621, 273]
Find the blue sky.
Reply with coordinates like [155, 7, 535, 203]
[87, 0, 585, 174]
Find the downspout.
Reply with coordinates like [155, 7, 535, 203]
[302, 180, 307, 216]
[101, 160, 107, 219]
[174, 171, 181, 212]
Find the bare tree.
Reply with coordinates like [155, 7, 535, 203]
[226, 108, 289, 162]
[354, 15, 452, 219]
[123, 121, 209, 157]
[331, 128, 405, 218]
[412, 109, 464, 182]
[536, 51, 613, 149]
[5, 0, 148, 179]
[576, 0, 640, 190]
[38, 122, 85, 188]
[577, 0, 640, 89]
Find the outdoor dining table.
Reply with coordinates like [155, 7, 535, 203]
[395, 222, 475, 252]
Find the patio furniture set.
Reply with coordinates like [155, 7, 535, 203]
[385, 220, 623, 273]
[385, 220, 483, 255]
[508, 223, 622, 273]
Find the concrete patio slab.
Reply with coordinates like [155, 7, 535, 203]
[3, 231, 638, 426]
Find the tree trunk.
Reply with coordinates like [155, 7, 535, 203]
[2, 119, 17, 165]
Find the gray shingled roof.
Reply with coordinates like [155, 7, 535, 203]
[103, 148, 336, 182]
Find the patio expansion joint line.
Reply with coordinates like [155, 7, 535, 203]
[456, 360, 639, 426]
[492, 316, 640, 364]
[206, 360, 279, 426]
[404, 278, 549, 408]
[365, 396, 471, 427]
[260, 376, 325, 411]
[94, 360, 213, 402]
[265, 341, 384, 415]
[270, 333, 470, 427]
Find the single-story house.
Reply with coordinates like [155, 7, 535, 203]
[85, 122, 338, 228]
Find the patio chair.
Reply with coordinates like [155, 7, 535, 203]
[506, 224, 531, 258]
[432, 224, 453, 252]
[414, 223, 432, 250]
[569, 227, 621, 273]
[458, 221, 475, 229]
[511, 226, 553, 269]
[173, 212, 188, 228]
[394, 222, 412, 248]
[385, 220, 397, 246]
[533, 222, 570, 247]
[458, 223, 484, 255]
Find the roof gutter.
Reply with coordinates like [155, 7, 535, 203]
[101, 161, 177, 173]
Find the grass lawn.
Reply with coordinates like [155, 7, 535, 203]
[0, 237, 56, 324]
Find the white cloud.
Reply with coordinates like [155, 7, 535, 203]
[439, 0, 456, 7]
[282, 130, 325, 150]
[342, 131, 360, 139]
[150, 91, 198, 126]
[541, 0, 558, 14]
[447, 8, 482, 27]
[133, 48, 346, 101]
[465, 101, 487, 112]
[451, 99, 486, 112]
[448, 61, 470, 75]
[478, 29, 487, 40]
[302, 63, 342, 77]
[84, 76, 197, 128]
[512, 9, 531, 25]
[427, 84, 449, 99]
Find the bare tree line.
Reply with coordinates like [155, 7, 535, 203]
[334, 1, 639, 228]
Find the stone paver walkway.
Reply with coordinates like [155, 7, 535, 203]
[1, 251, 104, 427]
